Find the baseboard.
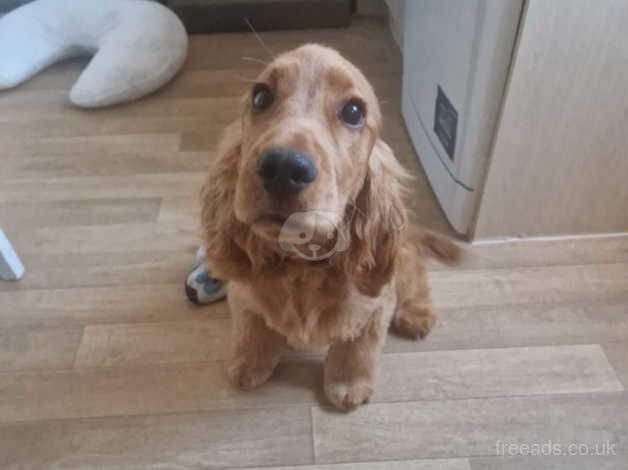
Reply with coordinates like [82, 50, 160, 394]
[472, 231, 628, 246]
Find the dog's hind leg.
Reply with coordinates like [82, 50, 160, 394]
[391, 264, 435, 339]
[392, 230, 461, 339]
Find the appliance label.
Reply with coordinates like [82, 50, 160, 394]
[434, 85, 458, 161]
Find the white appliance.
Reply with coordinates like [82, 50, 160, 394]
[401, 0, 523, 234]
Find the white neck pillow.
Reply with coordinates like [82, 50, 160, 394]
[0, 0, 188, 107]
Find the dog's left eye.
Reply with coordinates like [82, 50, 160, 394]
[339, 99, 365, 128]
[252, 83, 273, 110]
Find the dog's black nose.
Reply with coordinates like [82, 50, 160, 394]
[256, 147, 317, 197]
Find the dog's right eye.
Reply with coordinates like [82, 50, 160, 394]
[338, 98, 366, 128]
[252, 83, 273, 110]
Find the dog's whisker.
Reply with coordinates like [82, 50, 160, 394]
[241, 56, 269, 66]
[243, 17, 276, 60]
[235, 73, 261, 84]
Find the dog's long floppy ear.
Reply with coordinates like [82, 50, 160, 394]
[200, 121, 252, 279]
[343, 140, 408, 297]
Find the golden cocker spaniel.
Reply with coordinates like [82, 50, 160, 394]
[201, 44, 460, 411]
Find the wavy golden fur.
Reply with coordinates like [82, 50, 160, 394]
[201, 44, 460, 410]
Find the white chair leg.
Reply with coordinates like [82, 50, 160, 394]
[0, 229, 24, 281]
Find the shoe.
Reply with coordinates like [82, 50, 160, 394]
[185, 264, 227, 304]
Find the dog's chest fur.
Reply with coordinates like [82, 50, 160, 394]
[233, 265, 393, 349]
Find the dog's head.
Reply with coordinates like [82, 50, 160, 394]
[202, 44, 408, 296]
[234, 44, 383, 239]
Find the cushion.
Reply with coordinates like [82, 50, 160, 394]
[0, 0, 188, 107]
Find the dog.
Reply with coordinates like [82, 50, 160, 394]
[200, 44, 460, 411]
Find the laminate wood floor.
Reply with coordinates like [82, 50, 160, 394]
[0, 17, 627, 470]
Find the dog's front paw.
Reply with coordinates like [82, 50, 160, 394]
[324, 379, 373, 411]
[227, 357, 275, 390]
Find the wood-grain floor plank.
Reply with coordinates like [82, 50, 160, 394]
[0, 198, 161, 230]
[242, 459, 472, 470]
[434, 236, 628, 271]
[428, 263, 628, 309]
[603, 341, 628, 388]
[469, 455, 628, 470]
[1, 150, 209, 178]
[0, 406, 313, 469]
[7, 223, 200, 256]
[0, 360, 318, 422]
[386, 301, 628, 353]
[0, 283, 227, 328]
[74, 318, 231, 368]
[0, 115, 235, 139]
[372, 345, 622, 402]
[65, 301, 628, 361]
[0, 325, 83, 371]
[312, 394, 628, 463]
[0, 251, 193, 291]
[0, 94, 241, 121]
[0, 133, 180, 157]
[2, 344, 619, 422]
[0, 172, 205, 204]
[2, 261, 625, 325]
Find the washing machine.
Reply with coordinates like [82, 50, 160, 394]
[401, 0, 523, 234]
